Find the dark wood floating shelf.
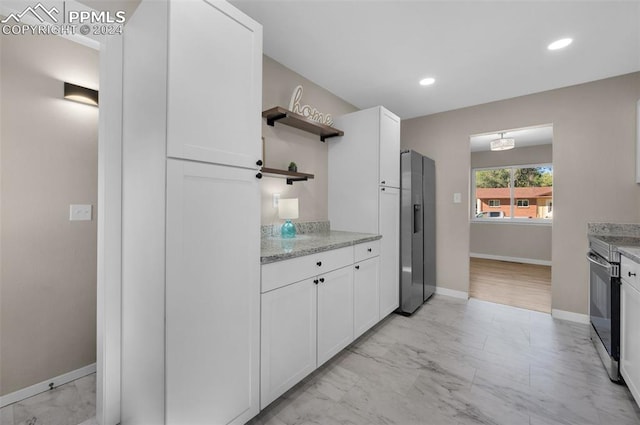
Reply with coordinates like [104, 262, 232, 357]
[261, 167, 315, 185]
[262, 106, 344, 142]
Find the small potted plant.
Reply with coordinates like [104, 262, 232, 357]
[288, 161, 298, 172]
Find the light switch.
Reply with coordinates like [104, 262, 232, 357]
[453, 193, 462, 204]
[70, 204, 92, 221]
[273, 193, 280, 208]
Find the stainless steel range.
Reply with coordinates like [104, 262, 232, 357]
[587, 235, 640, 382]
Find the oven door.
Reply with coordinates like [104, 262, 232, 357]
[588, 251, 620, 359]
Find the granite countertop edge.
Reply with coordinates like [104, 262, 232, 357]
[619, 247, 640, 264]
[261, 232, 382, 264]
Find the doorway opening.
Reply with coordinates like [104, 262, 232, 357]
[0, 31, 99, 423]
[468, 124, 553, 313]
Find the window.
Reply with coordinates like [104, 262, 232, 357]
[472, 164, 552, 222]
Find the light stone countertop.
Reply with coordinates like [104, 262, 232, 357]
[619, 246, 640, 264]
[261, 231, 381, 264]
[588, 235, 640, 247]
[587, 223, 640, 263]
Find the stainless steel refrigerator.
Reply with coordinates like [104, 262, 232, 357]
[399, 150, 436, 315]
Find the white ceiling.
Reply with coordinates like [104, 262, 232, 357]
[232, 1, 640, 119]
[470, 125, 553, 152]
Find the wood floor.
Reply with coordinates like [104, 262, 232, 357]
[469, 257, 551, 313]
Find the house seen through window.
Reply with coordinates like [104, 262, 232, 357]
[473, 164, 553, 221]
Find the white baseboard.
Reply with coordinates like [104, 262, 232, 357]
[0, 363, 96, 408]
[551, 309, 590, 324]
[435, 287, 469, 300]
[470, 252, 552, 267]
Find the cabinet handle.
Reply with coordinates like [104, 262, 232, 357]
[381, 188, 386, 191]
[256, 173, 263, 179]
[367, 248, 372, 252]
[314, 279, 319, 285]
[381, 181, 386, 184]
[319, 278, 325, 283]
[316, 261, 322, 267]
[355, 265, 360, 270]
[256, 159, 263, 166]
[629, 271, 637, 277]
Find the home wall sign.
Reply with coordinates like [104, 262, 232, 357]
[288, 85, 334, 126]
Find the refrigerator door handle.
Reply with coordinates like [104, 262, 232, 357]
[413, 204, 421, 234]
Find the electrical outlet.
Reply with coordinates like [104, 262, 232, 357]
[453, 193, 462, 204]
[69, 204, 92, 221]
[273, 193, 280, 208]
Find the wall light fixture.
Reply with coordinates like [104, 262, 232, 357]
[64, 82, 99, 106]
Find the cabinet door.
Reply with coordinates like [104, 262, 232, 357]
[621, 280, 640, 404]
[260, 279, 317, 409]
[354, 257, 380, 339]
[317, 266, 354, 366]
[165, 159, 260, 425]
[167, 1, 262, 169]
[379, 187, 400, 317]
[379, 108, 400, 188]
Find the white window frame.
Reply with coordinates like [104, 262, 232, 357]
[516, 199, 529, 208]
[488, 199, 500, 207]
[471, 163, 552, 225]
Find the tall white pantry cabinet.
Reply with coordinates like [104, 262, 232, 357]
[121, 1, 262, 424]
[328, 106, 401, 319]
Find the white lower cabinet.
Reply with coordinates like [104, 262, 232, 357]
[260, 242, 382, 409]
[354, 257, 380, 339]
[260, 278, 316, 409]
[621, 262, 640, 404]
[317, 266, 355, 366]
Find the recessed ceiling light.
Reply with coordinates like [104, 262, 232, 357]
[547, 38, 573, 51]
[419, 77, 435, 86]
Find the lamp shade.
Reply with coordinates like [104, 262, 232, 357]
[278, 198, 299, 220]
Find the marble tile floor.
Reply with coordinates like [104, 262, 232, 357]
[250, 295, 640, 425]
[0, 373, 96, 425]
[2, 296, 639, 425]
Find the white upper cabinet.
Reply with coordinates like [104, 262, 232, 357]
[379, 108, 401, 188]
[329, 106, 401, 234]
[167, 1, 262, 169]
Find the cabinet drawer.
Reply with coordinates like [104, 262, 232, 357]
[354, 240, 380, 263]
[262, 246, 354, 293]
[622, 256, 640, 290]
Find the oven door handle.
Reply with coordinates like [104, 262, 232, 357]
[587, 252, 611, 270]
[587, 252, 619, 278]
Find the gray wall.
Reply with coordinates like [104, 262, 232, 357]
[402, 72, 640, 315]
[261, 55, 357, 225]
[470, 224, 552, 263]
[470, 144, 552, 262]
[0, 34, 98, 396]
